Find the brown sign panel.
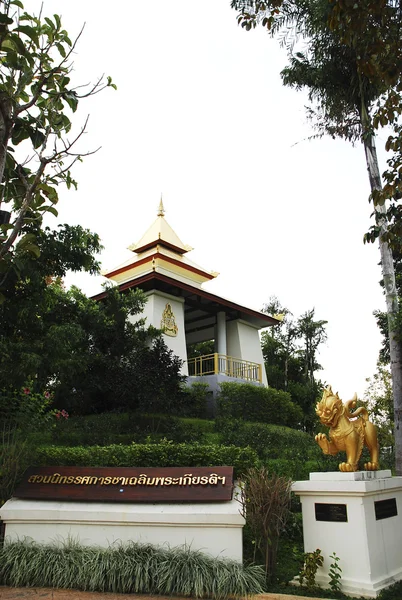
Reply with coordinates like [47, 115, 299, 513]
[14, 466, 234, 503]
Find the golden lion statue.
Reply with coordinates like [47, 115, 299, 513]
[315, 386, 380, 472]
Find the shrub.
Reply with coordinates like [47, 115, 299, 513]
[179, 382, 210, 418]
[0, 539, 266, 598]
[0, 385, 59, 504]
[215, 419, 321, 461]
[49, 412, 205, 446]
[238, 467, 292, 580]
[34, 440, 259, 477]
[216, 382, 303, 428]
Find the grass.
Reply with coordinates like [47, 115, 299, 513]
[0, 539, 266, 599]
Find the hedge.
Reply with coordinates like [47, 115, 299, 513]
[215, 419, 322, 461]
[216, 382, 303, 428]
[34, 440, 259, 477]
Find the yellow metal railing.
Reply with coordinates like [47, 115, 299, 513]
[187, 353, 262, 383]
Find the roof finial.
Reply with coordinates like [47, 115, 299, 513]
[157, 195, 165, 217]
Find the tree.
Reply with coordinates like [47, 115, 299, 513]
[0, 218, 185, 415]
[297, 309, 327, 387]
[364, 363, 394, 460]
[262, 297, 298, 391]
[0, 222, 103, 389]
[261, 298, 326, 431]
[231, 0, 402, 473]
[0, 0, 115, 293]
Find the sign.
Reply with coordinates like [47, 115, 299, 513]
[315, 503, 348, 522]
[13, 466, 233, 503]
[374, 498, 398, 521]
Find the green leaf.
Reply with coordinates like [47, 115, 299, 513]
[0, 223, 14, 233]
[44, 17, 55, 29]
[39, 185, 58, 204]
[40, 205, 58, 217]
[2, 48, 21, 69]
[15, 25, 39, 45]
[16, 233, 39, 254]
[64, 91, 78, 112]
[29, 129, 45, 149]
[10, 0, 24, 8]
[11, 121, 31, 145]
[0, 15, 14, 25]
[7, 33, 28, 56]
[56, 42, 66, 58]
[21, 242, 41, 258]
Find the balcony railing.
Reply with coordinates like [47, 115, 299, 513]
[187, 353, 262, 383]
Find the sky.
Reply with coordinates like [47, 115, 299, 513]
[28, 0, 388, 400]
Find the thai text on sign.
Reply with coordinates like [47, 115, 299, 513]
[14, 466, 234, 503]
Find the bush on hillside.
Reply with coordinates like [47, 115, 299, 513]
[216, 382, 303, 428]
[178, 382, 210, 419]
[215, 419, 321, 461]
[49, 413, 205, 446]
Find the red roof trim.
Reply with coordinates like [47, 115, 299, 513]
[104, 252, 214, 281]
[92, 272, 278, 326]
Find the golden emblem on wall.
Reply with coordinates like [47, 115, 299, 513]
[161, 303, 178, 337]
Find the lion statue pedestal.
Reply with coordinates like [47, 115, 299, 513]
[292, 387, 402, 598]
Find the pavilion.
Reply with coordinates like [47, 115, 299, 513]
[94, 200, 279, 395]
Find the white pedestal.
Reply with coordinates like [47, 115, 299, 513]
[0, 496, 244, 561]
[292, 471, 402, 598]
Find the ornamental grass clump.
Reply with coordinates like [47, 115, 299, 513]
[0, 539, 266, 598]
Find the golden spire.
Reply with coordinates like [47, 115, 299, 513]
[157, 196, 165, 217]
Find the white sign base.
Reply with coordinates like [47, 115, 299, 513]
[0, 495, 244, 561]
[292, 470, 402, 598]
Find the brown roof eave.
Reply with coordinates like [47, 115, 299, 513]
[91, 272, 279, 327]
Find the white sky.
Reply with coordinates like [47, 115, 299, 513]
[29, 0, 387, 400]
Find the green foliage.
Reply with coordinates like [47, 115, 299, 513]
[48, 412, 205, 446]
[179, 382, 210, 418]
[261, 298, 326, 432]
[130, 336, 185, 416]
[327, 0, 402, 245]
[379, 581, 402, 600]
[0, 1, 115, 279]
[187, 340, 215, 358]
[217, 382, 303, 428]
[0, 384, 61, 503]
[0, 426, 31, 505]
[215, 418, 321, 461]
[364, 364, 395, 463]
[298, 548, 324, 589]
[0, 384, 54, 428]
[328, 552, 342, 594]
[0, 539, 266, 598]
[34, 440, 259, 477]
[0, 224, 103, 390]
[238, 467, 292, 579]
[0, 253, 184, 415]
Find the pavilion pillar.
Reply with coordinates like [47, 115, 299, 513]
[216, 311, 227, 356]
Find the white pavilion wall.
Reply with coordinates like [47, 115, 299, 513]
[129, 290, 188, 376]
[226, 319, 268, 386]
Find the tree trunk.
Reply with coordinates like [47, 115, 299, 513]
[0, 92, 13, 202]
[362, 110, 402, 474]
